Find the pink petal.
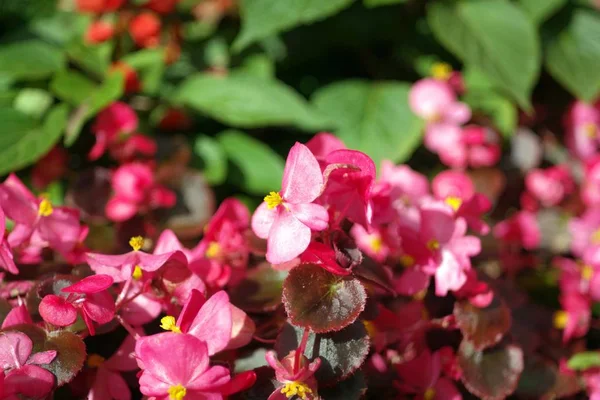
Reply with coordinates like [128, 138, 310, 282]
[287, 203, 328, 231]
[83, 291, 115, 324]
[62, 274, 113, 294]
[105, 196, 139, 222]
[154, 229, 188, 256]
[26, 350, 56, 365]
[105, 335, 140, 371]
[187, 365, 230, 391]
[177, 289, 206, 334]
[281, 143, 323, 204]
[111, 163, 153, 203]
[106, 369, 132, 400]
[394, 268, 430, 296]
[0, 174, 37, 225]
[187, 291, 233, 356]
[420, 203, 456, 245]
[251, 202, 277, 239]
[305, 132, 346, 161]
[4, 365, 55, 398]
[1, 304, 33, 329]
[0, 332, 32, 369]
[7, 224, 34, 249]
[266, 208, 311, 264]
[226, 305, 255, 350]
[38, 295, 78, 327]
[0, 241, 18, 275]
[120, 293, 162, 327]
[435, 250, 467, 296]
[443, 101, 471, 125]
[86, 252, 134, 283]
[138, 251, 175, 272]
[409, 78, 456, 120]
[38, 207, 81, 254]
[137, 333, 209, 391]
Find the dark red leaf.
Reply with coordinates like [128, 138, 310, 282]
[453, 296, 511, 350]
[230, 262, 288, 313]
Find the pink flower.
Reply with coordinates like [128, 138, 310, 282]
[265, 350, 321, 400]
[554, 293, 591, 343]
[136, 332, 250, 399]
[556, 257, 600, 301]
[318, 149, 376, 229]
[564, 99, 600, 160]
[87, 335, 138, 400]
[0, 174, 82, 256]
[0, 207, 17, 275]
[251, 143, 329, 264]
[190, 198, 250, 288]
[582, 156, 600, 207]
[569, 208, 600, 259]
[395, 349, 462, 400]
[89, 102, 156, 161]
[583, 367, 600, 400]
[86, 235, 186, 283]
[39, 274, 115, 335]
[409, 78, 470, 125]
[524, 165, 574, 207]
[106, 162, 176, 222]
[432, 170, 491, 235]
[494, 211, 540, 250]
[379, 161, 429, 206]
[351, 224, 389, 262]
[0, 331, 57, 399]
[305, 132, 346, 169]
[1, 303, 33, 329]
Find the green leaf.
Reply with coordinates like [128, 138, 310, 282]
[233, 0, 354, 51]
[312, 80, 424, 167]
[122, 48, 165, 94]
[428, 0, 540, 109]
[177, 73, 328, 130]
[518, 0, 567, 24]
[276, 321, 370, 384]
[30, 12, 91, 44]
[237, 54, 276, 79]
[567, 351, 600, 370]
[0, 40, 66, 81]
[66, 39, 113, 76]
[364, 0, 406, 7]
[218, 130, 284, 195]
[545, 9, 600, 102]
[283, 263, 367, 333]
[50, 69, 97, 105]
[463, 90, 517, 138]
[13, 89, 53, 119]
[0, 104, 68, 175]
[193, 135, 228, 185]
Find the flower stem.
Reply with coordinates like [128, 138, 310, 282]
[116, 314, 141, 340]
[294, 328, 310, 373]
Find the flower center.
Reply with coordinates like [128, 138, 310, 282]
[363, 320, 377, 338]
[400, 255, 415, 267]
[584, 123, 597, 139]
[430, 62, 452, 80]
[424, 387, 436, 400]
[427, 239, 440, 251]
[38, 198, 53, 217]
[280, 381, 312, 400]
[129, 236, 145, 251]
[132, 265, 143, 280]
[553, 310, 568, 329]
[370, 236, 383, 253]
[591, 229, 600, 245]
[582, 265, 594, 281]
[445, 196, 463, 212]
[205, 241, 221, 259]
[168, 384, 187, 400]
[86, 354, 105, 368]
[160, 315, 181, 333]
[264, 191, 283, 209]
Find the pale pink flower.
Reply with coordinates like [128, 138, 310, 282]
[379, 161, 429, 206]
[0, 332, 57, 399]
[409, 78, 470, 124]
[564, 100, 600, 160]
[251, 143, 328, 264]
[524, 165, 574, 208]
[265, 350, 321, 400]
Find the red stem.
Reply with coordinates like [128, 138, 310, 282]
[294, 328, 310, 374]
[116, 314, 141, 340]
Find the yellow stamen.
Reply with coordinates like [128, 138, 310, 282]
[424, 387, 436, 400]
[86, 354, 105, 368]
[582, 265, 594, 281]
[584, 123, 597, 139]
[553, 310, 569, 329]
[413, 289, 427, 301]
[205, 241, 221, 259]
[160, 316, 181, 333]
[132, 265, 143, 280]
[129, 236, 144, 251]
[430, 62, 452, 81]
[280, 381, 312, 400]
[370, 236, 383, 253]
[400, 255, 415, 268]
[427, 239, 440, 251]
[264, 191, 283, 209]
[363, 320, 377, 338]
[445, 196, 463, 212]
[38, 198, 53, 217]
[591, 229, 600, 245]
[168, 384, 187, 400]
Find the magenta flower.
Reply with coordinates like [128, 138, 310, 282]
[88, 335, 138, 400]
[86, 235, 186, 283]
[265, 350, 321, 400]
[0, 174, 82, 256]
[304, 132, 346, 169]
[251, 143, 329, 264]
[554, 293, 591, 343]
[395, 349, 461, 400]
[0, 207, 17, 275]
[1, 303, 33, 329]
[493, 211, 540, 251]
[583, 156, 600, 208]
[570, 209, 600, 259]
[379, 161, 429, 206]
[39, 274, 115, 335]
[351, 224, 389, 262]
[564, 99, 600, 160]
[432, 170, 491, 235]
[525, 165, 574, 208]
[136, 332, 251, 399]
[556, 257, 600, 301]
[106, 162, 176, 222]
[0, 331, 57, 399]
